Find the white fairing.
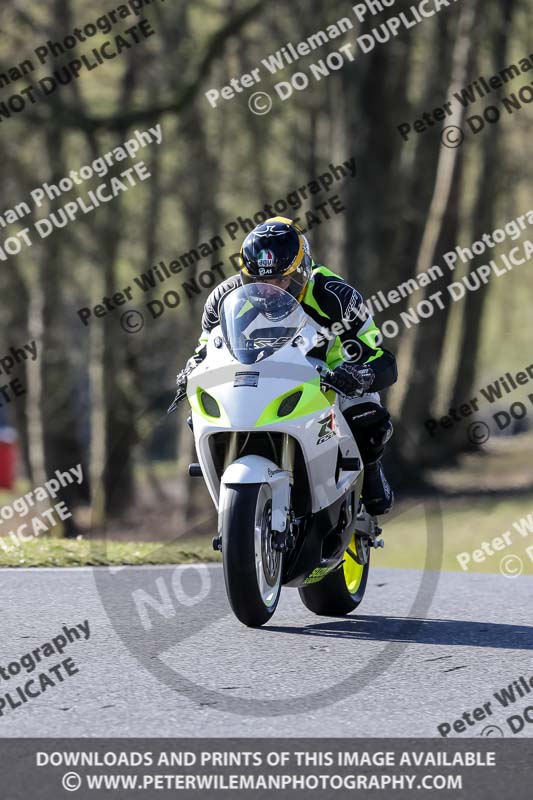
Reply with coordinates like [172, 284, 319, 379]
[220, 456, 290, 533]
[187, 318, 363, 517]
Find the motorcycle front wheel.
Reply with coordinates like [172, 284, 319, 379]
[221, 483, 283, 627]
[299, 534, 369, 616]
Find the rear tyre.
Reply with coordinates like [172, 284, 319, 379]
[221, 483, 283, 627]
[298, 535, 369, 616]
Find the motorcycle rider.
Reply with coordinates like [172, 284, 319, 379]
[172, 217, 397, 516]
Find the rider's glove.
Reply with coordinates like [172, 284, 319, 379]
[167, 348, 206, 414]
[323, 362, 375, 397]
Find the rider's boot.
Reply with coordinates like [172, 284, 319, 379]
[362, 460, 394, 516]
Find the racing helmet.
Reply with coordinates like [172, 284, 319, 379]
[239, 217, 313, 302]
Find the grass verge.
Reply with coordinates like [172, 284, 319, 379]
[0, 497, 531, 574]
[0, 538, 221, 568]
[376, 496, 533, 575]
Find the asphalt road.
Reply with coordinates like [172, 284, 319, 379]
[0, 564, 531, 737]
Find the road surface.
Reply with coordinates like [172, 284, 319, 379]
[0, 565, 531, 737]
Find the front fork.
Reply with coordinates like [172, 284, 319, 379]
[223, 432, 239, 471]
[281, 433, 295, 477]
[223, 432, 295, 478]
[212, 435, 242, 553]
[275, 434, 296, 553]
[213, 434, 296, 553]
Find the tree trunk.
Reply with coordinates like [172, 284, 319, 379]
[393, 1, 481, 472]
[40, 126, 88, 536]
[449, 0, 516, 420]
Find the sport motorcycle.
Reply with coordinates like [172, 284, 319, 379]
[181, 282, 385, 627]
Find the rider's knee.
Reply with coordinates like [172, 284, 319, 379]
[343, 403, 393, 464]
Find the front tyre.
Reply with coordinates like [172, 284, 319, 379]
[299, 535, 369, 616]
[221, 483, 283, 627]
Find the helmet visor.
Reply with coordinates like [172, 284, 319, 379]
[241, 256, 311, 300]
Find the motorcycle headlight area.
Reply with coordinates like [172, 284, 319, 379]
[277, 390, 303, 417]
[199, 391, 221, 418]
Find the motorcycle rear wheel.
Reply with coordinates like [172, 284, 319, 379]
[298, 535, 369, 616]
[221, 483, 283, 627]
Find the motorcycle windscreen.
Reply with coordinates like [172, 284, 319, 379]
[220, 283, 307, 365]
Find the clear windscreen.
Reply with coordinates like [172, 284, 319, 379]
[220, 283, 307, 365]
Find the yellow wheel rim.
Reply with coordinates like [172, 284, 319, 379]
[343, 535, 365, 595]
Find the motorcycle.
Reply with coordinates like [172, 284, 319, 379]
[180, 282, 385, 627]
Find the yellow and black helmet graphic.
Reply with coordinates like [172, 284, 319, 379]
[240, 217, 312, 300]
